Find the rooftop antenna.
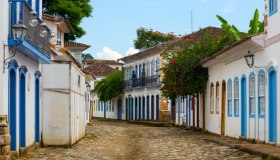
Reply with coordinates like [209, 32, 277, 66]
[191, 11, 194, 32]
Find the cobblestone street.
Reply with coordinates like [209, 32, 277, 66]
[19, 120, 263, 160]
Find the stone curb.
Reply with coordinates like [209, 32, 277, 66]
[204, 138, 280, 160]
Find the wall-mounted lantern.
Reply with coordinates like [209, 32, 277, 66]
[12, 21, 27, 44]
[244, 50, 255, 68]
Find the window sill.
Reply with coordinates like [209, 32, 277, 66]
[249, 115, 256, 118]
[234, 114, 239, 117]
[228, 114, 232, 117]
[259, 114, 265, 118]
[269, 10, 278, 16]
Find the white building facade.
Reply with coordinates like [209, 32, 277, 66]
[193, 0, 280, 145]
[83, 60, 124, 120]
[41, 15, 87, 146]
[120, 47, 170, 122]
[0, 0, 51, 155]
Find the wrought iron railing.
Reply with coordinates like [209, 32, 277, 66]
[123, 75, 160, 91]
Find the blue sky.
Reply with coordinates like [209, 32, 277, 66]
[77, 0, 264, 60]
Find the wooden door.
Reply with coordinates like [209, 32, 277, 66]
[221, 81, 226, 135]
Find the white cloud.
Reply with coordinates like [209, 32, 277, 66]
[125, 47, 139, 56]
[221, 2, 235, 14]
[96, 47, 122, 60]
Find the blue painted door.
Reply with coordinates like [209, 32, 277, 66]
[142, 97, 145, 119]
[126, 99, 128, 120]
[35, 79, 40, 142]
[138, 98, 141, 119]
[151, 96, 154, 120]
[104, 102, 106, 118]
[9, 70, 17, 150]
[131, 99, 134, 120]
[117, 99, 122, 120]
[19, 74, 26, 147]
[156, 95, 159, 120]
[269, 69, 277, 143]
[135, 98, 137, 119]
[147, 96, 150, 120]
[241, 77, 247, 137]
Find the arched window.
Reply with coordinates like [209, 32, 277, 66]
[228, 79, 232, 116]
[234, 77, 239, 116]
[249, 73, 256, 117]
[210, 83, 214, 114]
[216, 82, 220, 114]
[259, 70, 265, 117]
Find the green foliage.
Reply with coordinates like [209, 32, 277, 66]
[82, 53, 94, 60]
[161, 31, 238, 99]
[217, 9, 264, 36]
[216, 15, 244, 41]
[248, 9, 264, 34]
[134, 28, 178, 50]
[42, 0, 93, 40]
[94, 71, 123, 102]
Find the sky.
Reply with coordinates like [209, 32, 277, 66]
[77, 0, 264, 60]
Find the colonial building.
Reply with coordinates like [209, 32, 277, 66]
[41, 14, 88, 147]
[83, 60, 124, 120]
[191, 0, 280, 145]
[120, 47, 169, 122]
[0, 0, 51, 155]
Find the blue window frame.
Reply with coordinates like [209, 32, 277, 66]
[249, 73, 256, 118]
[258, 70, 266, 118]
[269, 0, 278, 16]
[227, 79, 233, 117]
[234, 77, 240, 117]
[98, 101, 100, 111]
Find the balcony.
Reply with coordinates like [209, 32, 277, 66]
[8, 0, 51, 64]
[123, 75, 160, 91]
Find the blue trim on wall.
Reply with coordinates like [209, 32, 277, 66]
[8, 59, 18, 151]
[269, 0, 278, 16]
[268, 66, 277, 142]
[241, 74, 247, 137]
[227, 79, 233, 117]
[249, 72, 256, 118]
[8, 38, 51, 64]
[234, 77, 240, 117]
[258, 69, 266, 119]
[19, 66, 28, 147]
[36, 0, 40, 17]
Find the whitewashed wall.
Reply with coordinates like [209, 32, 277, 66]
[203, 43, 280, 145]
[42, 63, 86, 146]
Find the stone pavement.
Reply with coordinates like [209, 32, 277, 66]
[18, 119, 263, 160]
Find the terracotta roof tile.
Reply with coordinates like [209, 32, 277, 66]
[65, 41, 91, 51]
[84, 59, 124, 65]
[119, 27, 225, 63]
[83, 63, 119, 77]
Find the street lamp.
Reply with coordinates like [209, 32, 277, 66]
[86, 83, 91, 92]
[244, 51, 255, 68]
[12, 21, 27, 44]
[29, 11, 38, 27]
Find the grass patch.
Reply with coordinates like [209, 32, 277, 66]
[85, 133, 98, 140]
